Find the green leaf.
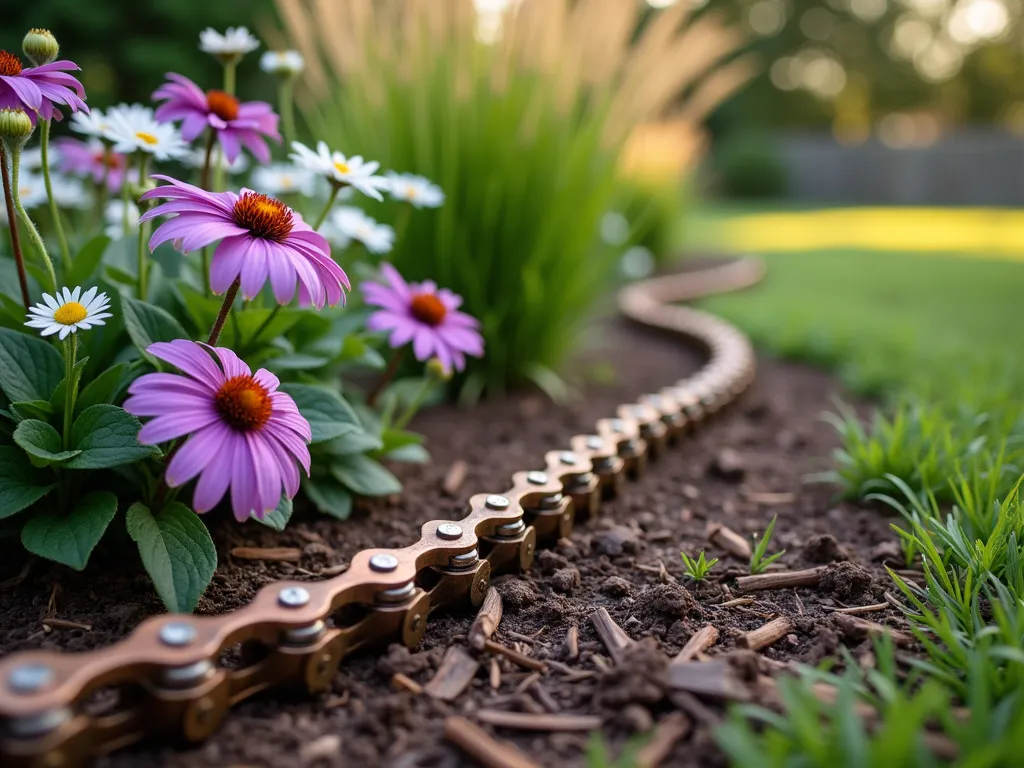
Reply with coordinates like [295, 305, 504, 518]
[279, 383, 362, 444]
[104, 265, 137, 287]
[49, 355, 89, 418]
[303, 477, 353, 520]
[235, 306, 304, 345]
[331, 453, 402, 497]
[121, 295, 188, 360]
[383, 443, 430, 464]
[21, 491, 117, 570]
[65, 404, 159, 469]
[13, 419, 81, 465]
[0, 327, 65, 403]
[255, 495, 293, 531]
[10, 400, 54, 422]
[336, 335, 386, 370]
[127, 501, 217, 613]
[319, 430, 383, 456]
[0, 446, 56, 519]
[75, 362, 133, 413]
[266, 353, 331, 371]
[67, 235, 111, 286]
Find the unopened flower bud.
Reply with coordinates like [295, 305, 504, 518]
[426, 357, 453, 382]
[22, 28, 59, 67]
[0, 108, 34, 150]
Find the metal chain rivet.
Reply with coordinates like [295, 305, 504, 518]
[159, 622, 196, 647]
[437, 523, 463, 540]
[278, 586, 311, 608]
[7, 664, 52, 694]
[369, 553, 399, 572]
[485, 494, 509, 509]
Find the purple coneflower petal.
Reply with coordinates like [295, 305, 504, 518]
[192, 430, 236, 513]
[138, 408, 221, 445]
[166, 423, 231, 487]
[148, 340, 226, 384]
[230, 440, 259, 521]
[210, 236, 249, 293]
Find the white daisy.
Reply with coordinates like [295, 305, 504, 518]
[385, 172, 445, 208]
[14, 172, 48, 209]
[70, 108, 112, 140]
[180, 146, 249, 175]
[250, 163, 319, 197]
[103, 106, 190, 162]
[25, 286, 113, 341]
[260, 50, 305, 77]
[324, 207, 394, 254]
[104, 200, 140, 240]
[289, 141, 390, 200]
[199, 27, 260, 62]
[50, 175, 90, 210]
[20, 146, 43, 171]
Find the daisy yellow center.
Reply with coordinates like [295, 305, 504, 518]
[53, 301, 88, 325]
[406, 186, 417, 198]
[215, 375, 272, 431]
[410, 293, 447, 327]
[135, 132, 159, 145]
[206, 90, 240, 122]
[0, 51, 22, 77]
[333, 161, 350, 175]
[232, 192, 294, 242]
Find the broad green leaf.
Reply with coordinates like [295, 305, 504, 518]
[126, 501, 217, 613]
[319, 430, 383, 456]
[103, 265, 137, 287]
[75, 362, 134, 413]
[266, 353, 331, 371]
[21, 491, 117, 570]
[49, 356, 89, 418]
[382, 443, 430, 464]
[65, 404, 159, 469]
[0, 446, 56, 519]
[279, 383, 361, 444]
[302, 477, 353, 520]
[0, 327, 65, 403]
[331, 454, 402, 497]
[67, 235, 111, 286]
[10, 400, 54, 422]
[173, 283, 221, 337]
[336, 335, 386, 370]
[13, 419, 81, 465]
[121, 295, 188, 359]
[235, 306, 304, 345]
[255, 495, 293, 531]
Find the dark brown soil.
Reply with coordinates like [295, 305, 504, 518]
[0, 319, 910, 768]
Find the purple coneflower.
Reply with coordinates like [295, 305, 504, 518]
[152, 73, 279, 163]
[363, 263, 484, 373]
[53, 137, 125, 192]
[0, 50, 87, 122]
[140, 175, 350, 309]
[123, 340, 312, 521]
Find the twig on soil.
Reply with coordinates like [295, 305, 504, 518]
[425, 646, 481, 701]
[634, 713, 692, 768]
[713, 597, 754, 608]
[41, 618, 92, 632]
[514, 672, 542, 694]
[229, 547, 303, 562]
[469, 587, 503, 652]
[834, 614, 914, 646]
[590, 607, 635, 664]
[489, 658, 502, 689]
[667, 659, 754, 702]
[506, 630, 540, 645]
[484, 640, 547, 672]
[443, 459, 468, 496]
[563, 625, 579, 660]
[743, 490, 796, 505]
[673, 624, 719, 663]
[475, 710, 602, 731]
[735, 567, 825, 592]
[532, 682, 561, 713]
[738, 617, 794, 651]
[707, 522, 752, 559]
[444, 716, 541, 768]
[316, 563, 348, 576]
[0, 559, 33, 590]
[392, 673, 423, 695]
[545, 660, 596, 682]
[668, 690, 723, 727]
[825, 602, 890, 615]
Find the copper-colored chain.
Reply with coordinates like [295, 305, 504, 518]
[0, 257, 764, 768]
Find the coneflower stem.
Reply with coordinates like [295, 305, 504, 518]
[367, 348, 406, 408]
[62, 335, 77, 451]
[207, 278, 241, 346]
[198, 130, 215, 294]
[10, 146, 57, 293]
[313, 185, 341, 231]
[39, 120, 72, 275]
[0, 145, 30, 310]
[248, 304, 282, 348]
[278, 78, 296, 148]
[135, 152, 150, 300]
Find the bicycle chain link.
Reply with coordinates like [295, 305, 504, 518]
[0, 258, 764, 767]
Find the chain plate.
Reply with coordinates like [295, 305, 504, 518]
[0, 258, 764, 768]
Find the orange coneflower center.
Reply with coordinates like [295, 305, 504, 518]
[206, 90, 240, 122]
[0, 51, 22, 77]
[232, 192, 294, 242]
[410, 293, 447, 326]
[215, 375, 272, 431]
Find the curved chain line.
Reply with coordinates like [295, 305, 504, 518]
[0, 257, 763, 768]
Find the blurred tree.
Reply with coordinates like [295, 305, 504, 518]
[2, 0, 276, 107]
